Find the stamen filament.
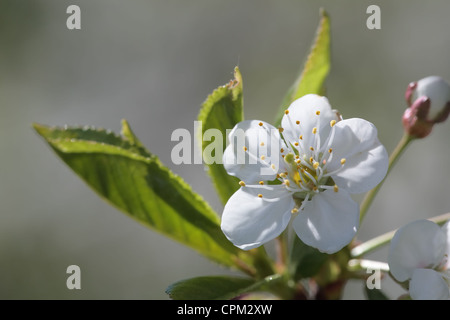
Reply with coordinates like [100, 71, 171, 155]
[318, 123, 336, 165]
[298, 193, 311, 211]
[243, 147, 274, 170]
[301, 168, 318, 186]
[322, 163, 346, 178]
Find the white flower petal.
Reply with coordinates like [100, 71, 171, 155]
[388, 220, 446, 282]
[223, 120, 285, 183]
[326, 118, 388, 194]
[414, 76, 450, 119]
[441, 221, 450, 270]
[331, 141, 388, 194]
[410, 268, 449, 300]
[281, 94, 339, 155]
[442, 221, 450, 269]
[221, 185, 294, 250]
[292, 189, 359, 254]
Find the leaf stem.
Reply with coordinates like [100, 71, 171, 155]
[348, 259, 390, 273]
[275, 230, 289, 273]
[359, 133, 414, 223]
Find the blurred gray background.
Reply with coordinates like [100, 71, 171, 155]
[1, 0, 449, 299]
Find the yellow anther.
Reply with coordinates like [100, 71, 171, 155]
[260, 155, 266, 161]
[310, 146, 314, 151]
[295, 155, 299, 159]
[271, 164, 276, 170]
[334, 185, 339, 192]
[312, 127, 317, 134]
[239, 181, 246, 187]
[296, 120, 300, 125]
[280, 148, 284, 153]
[278, 127, 284, 133]
[316, 110, 321, 115]
[313, 162, 319, 169]
[291, 208, 299, 214]
[260, 142, 265, 147]
[294, 142, 299, 146]
[309, 157, 314, 163]
[258, 194, 263, 198]
[258, 122, 263, 126]
[299, 135, 303, 140]
[279, 172, 287, 178]
[296, 159, 301, 164]
[259, 181, 264, 185]
[340, 158, 346, 165]
[284, 179, 290, 187]
[328, 148, 333, 153]
[330, 120, 336, 127]
[284, 110, 289, 115]
[243, 146, 248, 151]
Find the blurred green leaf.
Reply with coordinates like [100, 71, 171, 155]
[166, 274, 284, 300]
[364, 286, 390, 300]
[166, 276, 255, 300]
[197, 67, 244, 204]
[274, 8, 331, 126]
[289, 236, 328, 280]
[33, 120, 245, 268]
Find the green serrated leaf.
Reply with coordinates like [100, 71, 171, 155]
[33, 121, 247, 269]
[197, 67, 244, 204]
[166, 274, 284, 300]
[166, 276, 255, 300]
[289, 236, 328, 280]
[120, 119, 151, 157]
[274, 8, 331, 126]
[364, 286, 390, 300]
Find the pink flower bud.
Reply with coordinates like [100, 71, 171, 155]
[403, 76, 450, 138]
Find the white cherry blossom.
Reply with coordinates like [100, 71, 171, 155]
[388, 219, 450, 300]
[221, 94, 388, 253]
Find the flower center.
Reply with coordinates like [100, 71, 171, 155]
[281, 152, 334, 196]
[277, 112, 346, 213]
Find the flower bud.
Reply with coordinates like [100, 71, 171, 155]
[403, 76, 450, 138]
